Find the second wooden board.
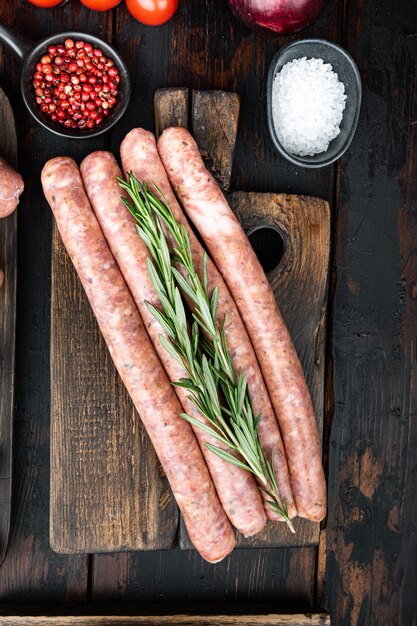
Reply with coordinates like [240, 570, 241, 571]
[180, 191, 330, 549]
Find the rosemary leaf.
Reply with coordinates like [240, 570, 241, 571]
[205, 444, 253, 473]
[158, 333, 186, 368]
[145, 302, 176, 340]
[172, 267, 199, 304]
[180, 414, 232, 447]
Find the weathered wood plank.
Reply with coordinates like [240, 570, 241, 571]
[0, 87, 17, 568]
[192, 90, 240, 191]
[325, 0, 417, 624]
[0, 614, 331, 626]
[154, 88, 189, 137]
[50, 224, 178, 553]
[92, 547, 317, 607]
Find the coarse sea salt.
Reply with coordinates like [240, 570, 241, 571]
[272, 57, 347, 157]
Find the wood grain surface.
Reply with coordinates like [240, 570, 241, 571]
[154, 88, 189, 137]
[192, 90, 240, 191]
[324, 1, 417, 624]
[0, 0, 416, 624]
[0, 615, 330, 626]
[0, 87, 17, 567]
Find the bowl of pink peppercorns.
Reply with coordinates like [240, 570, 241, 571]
[17, 29, 131, 138]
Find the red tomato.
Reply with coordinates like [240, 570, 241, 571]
[27, 0, 64, 6]
[80, 0, 122, 8]
[126, 0, 179, 26]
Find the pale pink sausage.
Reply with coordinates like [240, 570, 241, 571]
[80, 151, 266, 537]
[41, 156, 236, 562]
[158, 127, 326, 523]
[121, 128, 296, 522]
[0, 156, 24, 218]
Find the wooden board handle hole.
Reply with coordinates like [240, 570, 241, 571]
[248, 226, 285, 273]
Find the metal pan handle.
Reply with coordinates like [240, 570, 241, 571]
[0, 18, 32, 62]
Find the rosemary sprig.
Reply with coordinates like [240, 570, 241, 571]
[119, 173, 295, 533]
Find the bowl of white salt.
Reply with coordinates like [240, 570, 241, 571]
[267, 39, 362, 168]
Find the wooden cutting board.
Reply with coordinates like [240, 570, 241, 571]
[50, 89, 330, 554]
[0, 87, 18, 566]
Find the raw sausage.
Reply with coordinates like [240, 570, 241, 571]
[158, 127, 326, 523]
[0, 156, 24, 218]
[41, 156, 236, 562]
[80, 150, 266, 537]
[121, 128, 296, 522]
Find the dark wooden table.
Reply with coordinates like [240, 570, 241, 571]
[0, 0, 416, 624]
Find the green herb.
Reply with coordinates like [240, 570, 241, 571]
[119, 173, 295, 533]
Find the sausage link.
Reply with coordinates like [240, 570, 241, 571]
[41, 156, 236, 562]
[121, 128, 296, 521]
[0, 156, 24, 218]
[80, 151, 266, 537]
[158, 128, 326, 523]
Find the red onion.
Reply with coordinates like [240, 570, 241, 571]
[226, 0, 328, 35]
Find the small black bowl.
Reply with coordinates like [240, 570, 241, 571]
[266, 39, 362, 169]
[0, 18, 131, 139]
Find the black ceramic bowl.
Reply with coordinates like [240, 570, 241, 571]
[0, 18, 131, 139]
[266, 39, 362, 169]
